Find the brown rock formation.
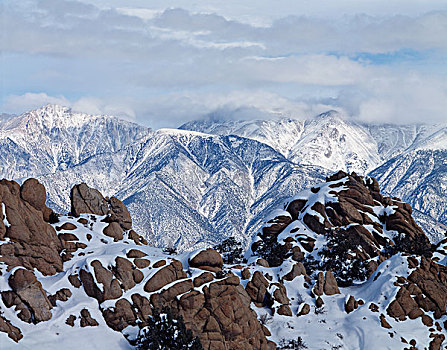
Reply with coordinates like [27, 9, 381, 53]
[79, 309, 99, 327]
[323, 271, 341, 295]
[103, 299, 137, 331]
[183, 276, 270, 350]
[5, 269, 53, 323]
[70, 183, 109, 217]
[283, 262, 306, 281]
[387, 257, 447, 321]
[48, 288, 72, 307]
[298, 303, 310, 316]
[189, 249, 223, 272]
[70, 183, 132, 232]
[345, 295, 359, 314]
[0, 179, 63, 275]
[0, 312, 23, 342]
[313, 271, 340, 296]
[79, 260, 123, 303]
[246, 271, 270, 306]
[144, 260, 187, 293]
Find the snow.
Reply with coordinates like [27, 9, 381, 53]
[0, 213, 218, 349]
[2, 203, 10, 228]
[1, 104, 445, 251]
[243, 175, 447, 349]
[1, 174, 446, 349]
[246, 249, 445, 350]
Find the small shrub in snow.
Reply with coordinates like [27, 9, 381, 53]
[259, 313, 272, 325]
[48, 212, 60, 224]
[162, 246, 178, 255]
[256, 238, 291, 267]
[302, 255, 319, 278]
[318, 233, 369, 287]
[314, 306, 326, 315]
[215, 270, 226, 279]
[135, 307, 202, 350]
[278, 336, 308, 349]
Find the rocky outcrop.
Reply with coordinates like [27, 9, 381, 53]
[0, 179, 63, 275]
[387, 256, 447, 321]
[252, 171, 433, 287]
[147, 273, 272, 350]
[2, 176, 444, 349]
[3, 269, 53, 323]
[48, 288, 72, 307]
[70, 183, 132, 231]
[246, 271, 270, 307]
[96, 264, 272, 349]
[80, 260, 123, 303]
[345, 295, 359, 314]
[0, 180, 269, 349]
[0, 313, 23, 342]
[70, 183, 109, 217]
[144, 260, 187, 293]
[20, 178, 54, 222]
[70, 183, 150, 246]
[283, 262, 306, 281]
[103, 299, 137, 331]
[313, 271, 340, 296]
[79, 309, 99, 327]
[189, 248, 223, 272]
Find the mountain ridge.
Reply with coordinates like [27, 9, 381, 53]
[1, 105, 445, 249]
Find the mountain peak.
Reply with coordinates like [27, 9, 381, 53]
[0, 104, 148, 178]
[316, 109, 340, 118]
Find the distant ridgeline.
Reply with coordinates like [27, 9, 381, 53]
[1, 105, 446, 254]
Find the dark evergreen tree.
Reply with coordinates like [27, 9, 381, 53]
[256, 238, 291, 267]
[162, 247, 178, 255]
[278, 336, 308, 349]
[48, 212, 60, 224]
[386, 232, 433, 258]
[318, 233, 368, 287]
[135, 307, 203, 350]
[213, 237, 244, 264]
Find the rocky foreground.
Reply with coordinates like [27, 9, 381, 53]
[0, 173, 446, 349]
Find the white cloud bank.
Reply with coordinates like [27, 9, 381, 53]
[1, 0, 446, 127]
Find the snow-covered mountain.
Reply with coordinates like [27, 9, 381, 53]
[1, 105, 445, 250]
[181, 112, 447, 241]
[0, 105, 148, 179]
[36, 128, 326, 250]
[181, 111, 447, 175]
[181, 111, 382, 174]
[370, 127, 447, 242]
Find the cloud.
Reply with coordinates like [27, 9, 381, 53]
[2, 93, 137, 121]
[2, 93, 71, 112]
[356, 73, 447, 124]
[1, 0, 446, 127]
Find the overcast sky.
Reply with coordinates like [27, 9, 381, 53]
[1, 0, 446, 128]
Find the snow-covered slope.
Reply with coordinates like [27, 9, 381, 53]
[181, 113, 447, 241]
[2, 174, 445, 350]
[370, 132, 447, 241]
[0, 105, 148, 179]
[181, 111, 382, 174]
[245, 172, 447, 349]
[1, 105, 445, 249]
[36, 128, 326, 250]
